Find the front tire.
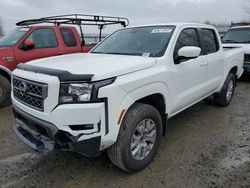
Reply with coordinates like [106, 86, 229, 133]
[0, 75, 11, 108]
[107, 103, 162, 172]
[215, 73, 236, 107]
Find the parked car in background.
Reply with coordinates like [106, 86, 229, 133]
[219, 31, 226, 38]
[222, 26, 250, 74]
[12, 23, 243, 172]
[0, 14, 129, 107]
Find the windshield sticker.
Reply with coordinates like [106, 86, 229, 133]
[142, 53, 151, 57]
[151, 28, 172, 33]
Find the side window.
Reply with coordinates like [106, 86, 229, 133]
[201, 29, 219, 54]
[60, 28, 77, 47]
[25, 29, 57, 48]
[174, 28, 200, 62]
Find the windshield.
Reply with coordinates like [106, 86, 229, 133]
[91, 26, 175, 57]
[222, 28, 250, 43]
[0, 27, 29, 47]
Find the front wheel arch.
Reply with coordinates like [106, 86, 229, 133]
[108, 103, 163, 172]
[0, 67, 11, 82]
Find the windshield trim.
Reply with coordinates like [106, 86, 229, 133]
[90, 25, 176, 58]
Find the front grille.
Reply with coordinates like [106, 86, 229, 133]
[244, 54, 250, 63]
[12, 77, 48, 111]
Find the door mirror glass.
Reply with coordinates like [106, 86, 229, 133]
[23, 40, 35, 50]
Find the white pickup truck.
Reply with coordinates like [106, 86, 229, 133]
[222, 26, 250, 74]
[12, 23, 244, 172]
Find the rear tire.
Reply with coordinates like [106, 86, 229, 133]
[215, 73, 236, 107]
[107, 103, 162, 172]
[0, 75, 11, 108]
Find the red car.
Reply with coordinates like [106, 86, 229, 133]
[0, 14, 129, 107]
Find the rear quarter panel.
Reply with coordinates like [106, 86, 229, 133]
[217, 48, 244, 91]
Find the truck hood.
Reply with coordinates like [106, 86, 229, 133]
[223, 43, 250, 54]
[27, 53, 157, 81]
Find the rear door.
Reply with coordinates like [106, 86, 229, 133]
[200, 28, 224, 94]
[170, 27, 208, 114]
[14, 28, 63, 63]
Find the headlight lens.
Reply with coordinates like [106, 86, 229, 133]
[59, 78, 116, 104]
[69, 83, 93, 101]
[59, 83, 93, 103]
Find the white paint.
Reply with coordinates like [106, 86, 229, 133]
[12, 23, 244, 151]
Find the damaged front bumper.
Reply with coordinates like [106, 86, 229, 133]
[12, 105, 101, 157]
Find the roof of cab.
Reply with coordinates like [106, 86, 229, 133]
[126, 22, 215, 29]
[230, 25, 250, 29]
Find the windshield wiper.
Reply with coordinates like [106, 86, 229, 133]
[222, 39, 241, 43]
[91, 51, 107, 54]
[240, 41, 250, 44]
[107, 52, 142, 56]
[92, 51, 142, 56]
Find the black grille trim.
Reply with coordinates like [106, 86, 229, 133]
[12, 76, 48, 111]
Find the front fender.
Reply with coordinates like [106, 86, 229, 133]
[98, 81, 171, 149]
[122, 82, 171, 115]
[112, 81, 171, 140]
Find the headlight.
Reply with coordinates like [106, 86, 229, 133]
[59, 78, 115, 104]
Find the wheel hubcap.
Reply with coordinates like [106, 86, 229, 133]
[130, 119, 157, 160]
[226, 80, 234, 101]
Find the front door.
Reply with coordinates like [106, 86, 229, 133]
[169, 28, 207, 115]
[14, 28, 63, 63]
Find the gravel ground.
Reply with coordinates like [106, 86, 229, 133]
[0, 76, 249, 188]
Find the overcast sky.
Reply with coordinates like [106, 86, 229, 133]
[0, 0, 247, 34]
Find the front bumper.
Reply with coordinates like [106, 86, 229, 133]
[12, 104, 101, 157]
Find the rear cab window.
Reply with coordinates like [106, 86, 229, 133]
[60, 28, 77, 47]
[200, 28, 220, 54]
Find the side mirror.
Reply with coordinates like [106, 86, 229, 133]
[176, 46, 201, 64]
[23, 40, 35, 50]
